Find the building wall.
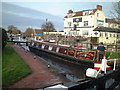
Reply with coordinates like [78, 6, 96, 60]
[98, 32, 118, 44]
[94, 10, 106, 27]
[64, 9, 106, 37]
[63, 6, 120, 44]
[43, 32, 64, 35]
[105, 23, 119, 28]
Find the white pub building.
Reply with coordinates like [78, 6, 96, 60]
[64, 5, 120, 44]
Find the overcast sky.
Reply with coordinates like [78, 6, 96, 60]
[6, 2, 115, 18]
[1, 0, 118, 31]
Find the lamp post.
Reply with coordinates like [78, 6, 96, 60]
[116, 32, 118, 52]
[90, 34, 92, 49]
[76, 19, 80, 37]
[46, 18, 49, 41]
[33, 29, 36, 40]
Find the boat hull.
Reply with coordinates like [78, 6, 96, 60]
[29, 46, 94, 68]
[94, 63, 112, 70]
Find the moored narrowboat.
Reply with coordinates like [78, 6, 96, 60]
[28, 40, 112, 70]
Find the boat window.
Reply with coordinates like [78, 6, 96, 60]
[34, 42, 36, 46]
[59, 48, 68, 54]
[39, 43, 42, 48]
[36, 43, 39, 47]
[44, 45, 49, 50]
[76, 50, 95, 60]
[68, 49, 75, 56]
[49, 46, 53, 50]
[41, 44, 45, 49]
[56, 47, 60, 52]
[52, 46, 57, 52]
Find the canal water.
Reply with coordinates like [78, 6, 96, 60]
[37, 55, 87, 82]
[20, 44, 88, 82]
[18, 42, 120, 89]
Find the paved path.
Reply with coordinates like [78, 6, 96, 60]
[9, 44, 63, 89]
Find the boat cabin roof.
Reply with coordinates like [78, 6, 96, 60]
[32, 40, 98, 51]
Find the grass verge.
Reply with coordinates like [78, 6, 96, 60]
[106, 51, 120, 59]
[2, 46, 32, 87]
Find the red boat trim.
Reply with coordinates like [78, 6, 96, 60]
[94, 67, 112, 70]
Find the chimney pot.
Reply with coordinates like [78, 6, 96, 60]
[97, 5, 102, 10]
[68, 10, 73, 13]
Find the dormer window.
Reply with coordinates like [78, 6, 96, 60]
[85, 11, 89, 15]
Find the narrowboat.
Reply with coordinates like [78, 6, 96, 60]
[28, 40, 112, 70]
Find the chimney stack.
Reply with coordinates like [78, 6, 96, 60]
[96, 5, 102, 10]
[68, 10, 73, 13]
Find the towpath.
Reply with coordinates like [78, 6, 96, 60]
[9, 44, 64, 89]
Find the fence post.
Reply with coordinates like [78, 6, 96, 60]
[90, 43, 93, 49]
[116, 44, 117, 52]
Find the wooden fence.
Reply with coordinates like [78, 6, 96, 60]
[59, 41, 120, 53]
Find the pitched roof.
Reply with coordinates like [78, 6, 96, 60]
[64, 8, 98, 18]
[73, 11, 83, 17]
[93, 27, 120, 33]
[75, 9, 97, 16]
[92, 9, 98, 14]
[64, 5, 103, 18]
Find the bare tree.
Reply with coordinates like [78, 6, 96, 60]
[41, 21, 56, 32]
[12, 30, 21, 34]
[7, 25, 18, 34]
[112, 2, 120, 22]
[25, 28, 34, 37]
[2, 28, 8, 49]
[112, 1, 120, 52]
